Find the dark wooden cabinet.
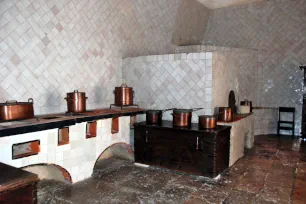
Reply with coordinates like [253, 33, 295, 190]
[134, 121, 231, 177]
[0, 162, 39, 204]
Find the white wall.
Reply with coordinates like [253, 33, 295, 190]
[0, 0, 209, 115]
[203, 0, 306, 135]
[123, 52, 213, 121]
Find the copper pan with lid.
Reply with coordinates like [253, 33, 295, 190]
[114, 84, 134, 106]
[65, 90, 87, 113]
[0, 98, 34, 121]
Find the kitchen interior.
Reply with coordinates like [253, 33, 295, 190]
[0, 0, 305, 203]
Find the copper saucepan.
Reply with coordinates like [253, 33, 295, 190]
[199, 115, 217, 129]
[146, 108, 173, 125]
[172, 108, 203, 127]
[218, 107, 233, 122]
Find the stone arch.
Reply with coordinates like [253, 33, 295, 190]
[22, 163, 72, 183]
[93, 142, 134, 170]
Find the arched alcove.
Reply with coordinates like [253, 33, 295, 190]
[93, 143, 134, 172]
[22, 163, 72, 183]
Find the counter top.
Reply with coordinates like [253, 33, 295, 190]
[0, 108, 145, 137]
[217, 113, 253, 125]
[134, 120, 231, 134]
[0, 162, 39, 192]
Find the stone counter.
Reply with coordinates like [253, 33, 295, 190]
[0, 108, 145, 183]
[0, 108, 145, 137]
[217, 113, 254, 166]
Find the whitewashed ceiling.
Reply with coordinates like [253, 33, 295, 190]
[197, 0, 263, 9]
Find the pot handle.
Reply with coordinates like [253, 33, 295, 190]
[192, 108, 203, 112]
[28, 98, 34, 103]
[5, 100, 17, 104]
[162, 108, 174, 114]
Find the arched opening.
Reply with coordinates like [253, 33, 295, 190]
[22, 164, 72, 183]
[93, 143, 134, 174]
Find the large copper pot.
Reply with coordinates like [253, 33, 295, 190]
[114, 84, 134, 106]
[65, 90, 87, 113]
[218, 107, 233, 122]
[146, 109, 173, 125]
[172, 108, 202, 127]
[0, 98, 34, 121]
[199, 115, 217, 129]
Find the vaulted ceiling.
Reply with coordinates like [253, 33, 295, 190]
[197, 0, 263, 9]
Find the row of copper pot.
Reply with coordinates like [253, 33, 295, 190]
[0, 90, 86, 122]
[0, 83, 135, 121]
[146, 107, 233, 129]
[66, 84, 134, 113]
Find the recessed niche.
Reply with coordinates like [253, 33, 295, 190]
[12, 140, 40, 159]
[130, 116, 137, 129]
[58, 127, 69, 146]
[111, 117, 119, 134]
[86, 121, 97, 139]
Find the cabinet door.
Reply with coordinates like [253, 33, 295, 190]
[149, 128, 199, 171]
[134, 127, 146, 163]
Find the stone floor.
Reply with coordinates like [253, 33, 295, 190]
[37, 135, 306, 204]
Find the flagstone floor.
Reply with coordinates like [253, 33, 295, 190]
[37, 135, 306, 204]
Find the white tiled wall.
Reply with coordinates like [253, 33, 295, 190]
[203, 0, 306, 135]
[0, 0, 209, 115]
[123, 53, 213, 121]
[123, 46, 257, 122]
[0, 116, 131, 183]
[174, 45, 257, 111]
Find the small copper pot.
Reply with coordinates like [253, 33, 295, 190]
[199, 115, 217, 129]
[0, 98, 34, 121]
[114, 84, 134, 106]
[146, 109, 173, 125]
[218, 107, 232, 122]
[172, 108, 202, 127]
[65, 90, 87, 113]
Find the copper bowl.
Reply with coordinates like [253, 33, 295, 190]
[65, 90, 87, 113]
[199, 115, 217, 129]
[0, 98, 34, 121]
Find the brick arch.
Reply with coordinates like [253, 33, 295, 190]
[93, 142, 134, 170]
[22, 163, 72, 183]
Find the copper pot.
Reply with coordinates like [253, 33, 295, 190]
[65, 90, 87, 113]
[0, 98, 34, 121]
[172, 108, 203, 127]
[114, 84, 134, 106]
[146, 109, 173, 125]
[199, 115, 217, 129]
[218, 107, 232, 122]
